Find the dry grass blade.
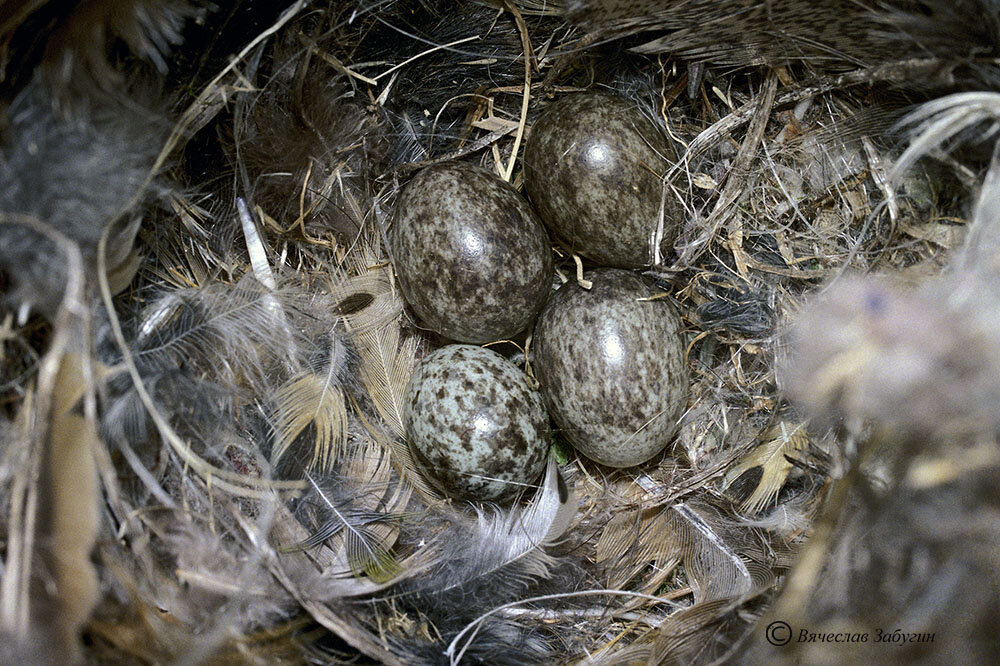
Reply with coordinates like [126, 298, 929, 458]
[3, 356, 102, 660]
[678, 70, 778, 266]
[499, 0, 533, 183]
[45, 355, 101, 658]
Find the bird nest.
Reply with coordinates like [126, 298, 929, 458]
[1, 1, 998, 664]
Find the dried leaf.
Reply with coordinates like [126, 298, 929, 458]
[7, 354, 102, 658]
[692, 172, 718, 189]
[899, 219, 965, 249]
[47, 410, 101, 655]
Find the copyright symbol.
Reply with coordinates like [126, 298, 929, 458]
[766, 621, 792, 646]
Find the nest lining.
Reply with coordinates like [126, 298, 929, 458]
[1, 1, 998, 664]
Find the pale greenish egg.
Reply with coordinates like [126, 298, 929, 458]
[403, 344, 550, 501]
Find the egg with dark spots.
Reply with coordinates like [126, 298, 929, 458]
[523, 92, 683, 268]
[531, 269, 688, 467]
[391, 162, 554, 343]
[403, 344, 550, 501]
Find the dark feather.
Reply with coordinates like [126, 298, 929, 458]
[287, 472, 407, 583]
[390, 460, 580, 662]
[567, 0, 1000, 86]
[0, 0, 203, 99]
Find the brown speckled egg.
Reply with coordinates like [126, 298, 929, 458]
[523, 93, 683, 268]
[403, 344, 550, 501]
[532, 269, 688, 467]
[391, 162, 553, 343]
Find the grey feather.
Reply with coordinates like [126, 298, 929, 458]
[390, 459, 579, 662]
[0, 83, 166, 315]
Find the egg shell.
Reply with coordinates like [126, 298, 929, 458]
[391, 161, 554, 343]
[523, 92, 683, 268]
[403, 344, 550, 501]
[531, 269, 688, 467]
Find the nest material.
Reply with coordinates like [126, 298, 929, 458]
[1, 0, 999, 664]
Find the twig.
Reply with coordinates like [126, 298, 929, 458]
[574, 254, 592, 289]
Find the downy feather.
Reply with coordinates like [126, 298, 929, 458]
[722, 421, 809, 514]
[335, 256, 438, 499]
[96, 276, 319, 498]
[271, 372, 349, 473]
[117, 275, 307, 389]
[389, 460, 578, 662]
[407, 459, 576, 598]
[285, 443, 411, 584]
[0, 83, 166, 316]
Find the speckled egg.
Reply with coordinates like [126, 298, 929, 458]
[523, 93, 683, 268]
[531, 269, 688, 467]
[391, 162, 553, 343]
[403, 344, 550, 501]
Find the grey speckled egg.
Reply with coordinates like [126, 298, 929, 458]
[403, 344, 550, 501]
[532, 269, 688, 467]
[523, 93, 683, 268]
[391, 162, 553, 343]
